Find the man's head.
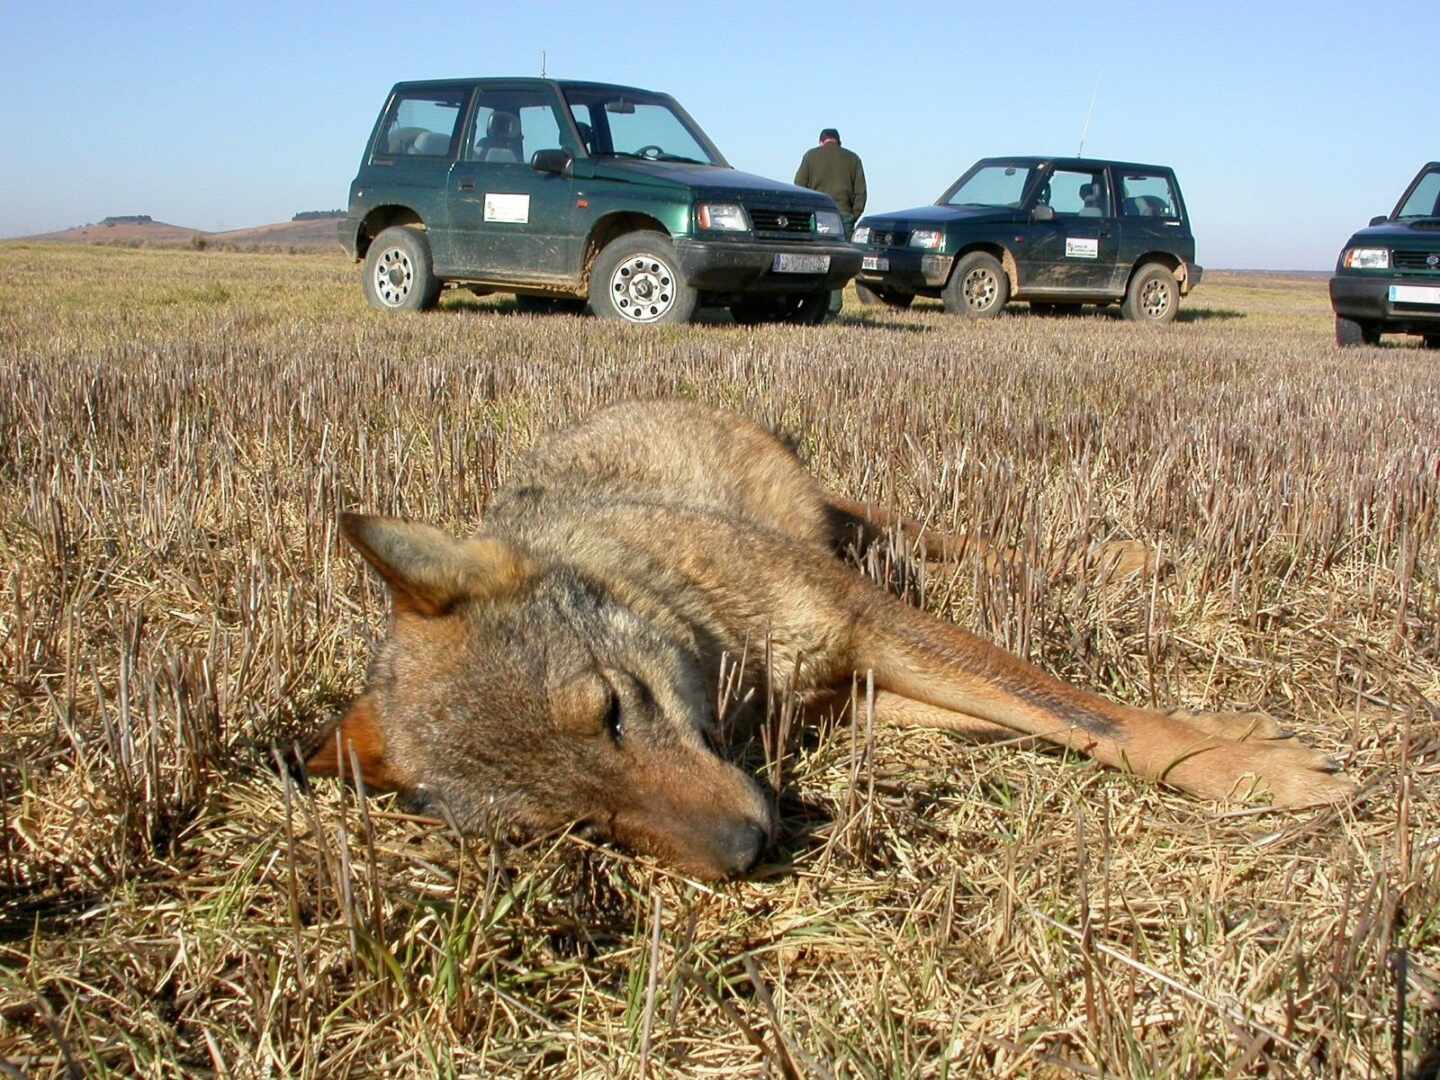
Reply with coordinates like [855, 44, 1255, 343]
[819, 128, 840, 146]
[305, 514, 774, 879]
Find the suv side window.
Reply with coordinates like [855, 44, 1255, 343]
[1119, 173, 1180, 219]
[467, 91, 573, 166]
[1036, 169, 1110, 217]
[377, 89, 467, 157]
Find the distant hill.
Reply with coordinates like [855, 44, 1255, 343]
[15, 213, 347, 252]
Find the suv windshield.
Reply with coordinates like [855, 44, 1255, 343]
[941, 163, 1034, 208]
[563, 88, 721, 166]
[1396, 168, 1440, 220]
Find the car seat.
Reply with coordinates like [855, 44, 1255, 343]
[476, 113, 523, 163]
[1078, 182, 1105, 217]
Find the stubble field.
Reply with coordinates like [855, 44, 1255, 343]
[1, 244, 1437, 1078]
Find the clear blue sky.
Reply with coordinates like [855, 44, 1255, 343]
[3, 1, 1434, 268]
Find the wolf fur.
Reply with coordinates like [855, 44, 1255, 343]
[306, 401, 1352, 879]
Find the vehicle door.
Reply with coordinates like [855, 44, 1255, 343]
[1115, 171, 1187, 272]
[1019, 166, 1121, 294]
[367, 85, 470, 267]
[446, 87, 583, 283]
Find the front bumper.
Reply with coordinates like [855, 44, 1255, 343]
[1330, 273, 1440, 332]
[855, 249, 954, 293]
[674, 237, 862, 293]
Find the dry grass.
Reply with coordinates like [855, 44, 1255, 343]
[1, 244, 1437, 1078]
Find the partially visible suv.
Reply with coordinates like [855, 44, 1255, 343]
[340, 78, 860, 324]
[852, 156, 1201, 323]
[1330, 162, 1440, 348]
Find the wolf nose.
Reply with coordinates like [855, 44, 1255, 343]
[724, 820, 770, 876]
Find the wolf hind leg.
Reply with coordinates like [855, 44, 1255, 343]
[825, 496, 1168, 583]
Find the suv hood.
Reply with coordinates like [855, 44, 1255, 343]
[862, 204, 1021, 228]
[1346, 218, 1440, 248]
[583, 159, 835, 205]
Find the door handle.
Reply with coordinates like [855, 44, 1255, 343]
[457, 180, 476, 192]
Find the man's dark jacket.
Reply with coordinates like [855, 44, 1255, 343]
[794, 143, 867, 220]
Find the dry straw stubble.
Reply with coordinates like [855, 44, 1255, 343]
[0, 246, 1437, 1077]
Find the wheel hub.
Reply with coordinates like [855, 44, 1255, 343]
[374, 247, 413, 307]
[610, 256, 674, 322]
[1140, 278, 1171, 318]
[964, 269, 997, 309]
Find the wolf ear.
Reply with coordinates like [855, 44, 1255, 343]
[304, 695, 400, 791]
[339, 512, 536, 617]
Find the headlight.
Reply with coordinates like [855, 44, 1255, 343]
[851, 225, 871, 245]
[696, 203, 749, 231]
[1343, 247, 1389, 269]
[910, 229, 945, 251]
[815, 210, 844, 236]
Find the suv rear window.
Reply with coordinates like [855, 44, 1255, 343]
[1119, 174, 1180, 219]
[378, 89, 467, 157]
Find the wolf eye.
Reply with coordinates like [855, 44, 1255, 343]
[605, 690, 624, 743]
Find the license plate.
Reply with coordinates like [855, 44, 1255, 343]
[862, 255, 889, 272]
[1389, 284, 1440, 305]
[772, 253, 830, 274]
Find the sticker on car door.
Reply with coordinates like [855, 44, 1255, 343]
[484, 193, 530, 223]
[1065, 237, 1099, 259]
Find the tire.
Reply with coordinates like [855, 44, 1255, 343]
[362, 225, 441, 311]
[730, 292, 830, 326]
[1121, 263, 1179, 324]
[856, 283, 915, 309]
[1334, 315, 1381, 347]
[515, 295, 587, 316]
[943, 252, 1009, 318]
[590, 232, 698, 324]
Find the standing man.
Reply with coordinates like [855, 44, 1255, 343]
[795, 128, 866, 313]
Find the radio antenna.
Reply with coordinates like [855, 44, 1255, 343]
[540, 50, 547, 77]
[1077, 76, 1100, 157]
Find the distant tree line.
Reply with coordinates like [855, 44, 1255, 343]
[292, 210, 344, 221]
[100, 215, 153, 226]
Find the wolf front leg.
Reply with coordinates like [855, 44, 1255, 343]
[847, 588, 1353, 808]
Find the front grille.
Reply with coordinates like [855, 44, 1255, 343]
[1393, 250, 1440, 271]
[750, 208, 814, 236]
[871, 229, 910, 249]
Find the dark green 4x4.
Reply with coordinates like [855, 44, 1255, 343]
[1329, 162, 1440, 348]
[340, 78, 860, 324]
[852, 156, 1201, 323]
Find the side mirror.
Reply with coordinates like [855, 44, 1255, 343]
[1031, 205, 1055, 223]
[1368, 215, 1389, 227]
[531, 149, 573, 176]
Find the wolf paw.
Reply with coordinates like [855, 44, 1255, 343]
[1058, 540, 1170, 583]
[1091, 539, 1169, 581]
[1220, 740, 1355, 808]
[1167, 708, 1288, 741]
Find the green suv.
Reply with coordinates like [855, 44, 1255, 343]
[852, 157, 1201, 322]
[1329, 162, 1440, 348]
[339, 78, 860, 324]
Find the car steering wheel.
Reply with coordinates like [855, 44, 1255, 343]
[636, 144, 665, 160]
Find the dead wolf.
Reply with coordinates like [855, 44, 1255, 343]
[306, 401, 1352, 879]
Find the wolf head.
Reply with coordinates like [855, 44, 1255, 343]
[305, 513, 773, 880]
